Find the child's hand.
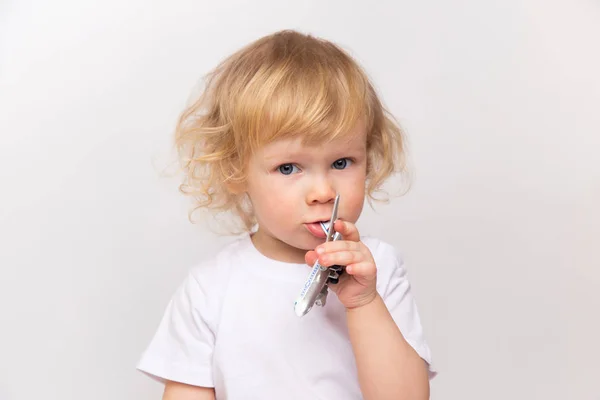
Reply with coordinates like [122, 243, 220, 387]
[304, 220, 377, 310]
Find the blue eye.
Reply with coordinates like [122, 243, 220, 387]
[332, 158, 352, 170]
[278, 163, 300, 175]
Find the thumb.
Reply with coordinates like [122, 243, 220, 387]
[333, 219, 360, 242]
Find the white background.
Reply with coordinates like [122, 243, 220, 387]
[1, 0, 598, 399]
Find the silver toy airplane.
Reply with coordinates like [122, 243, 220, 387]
[294, 194, 346, 317]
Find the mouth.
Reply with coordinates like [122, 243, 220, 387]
[304, 220, 331, 239]
[320, 220, 332, 231]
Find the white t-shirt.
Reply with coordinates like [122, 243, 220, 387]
[137, 234, 436, 399]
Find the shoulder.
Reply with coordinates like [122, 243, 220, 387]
[360, 235, 408, 293]
[178, 236, 250, 317]
[187, 236, 247, 284]
[360, 235, 404, 267]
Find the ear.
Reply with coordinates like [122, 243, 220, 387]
[225, 180, 246, 195]
[225, 158, 250, 195]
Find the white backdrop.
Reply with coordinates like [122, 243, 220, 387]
[0, 0, 598, 399]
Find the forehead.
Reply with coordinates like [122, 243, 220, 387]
[260, 124, 367, 158]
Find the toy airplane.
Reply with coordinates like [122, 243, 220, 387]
[294, 194, 346, 317]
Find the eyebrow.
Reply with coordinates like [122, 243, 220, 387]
[260, 135, 367, 163]
[263, 149, 365, 165]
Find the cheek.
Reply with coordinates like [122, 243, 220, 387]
[249, 181, 296, 219]
[341, 174, 366, 222]
[262, 198, 290, 217]
[347, 167, 367, 190]
[347, 195, 365, 222]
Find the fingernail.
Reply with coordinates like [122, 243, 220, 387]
[316, 247, 324, 254]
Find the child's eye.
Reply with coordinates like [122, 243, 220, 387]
[278, 163, 300, 175]
[332, 158, 352, 170]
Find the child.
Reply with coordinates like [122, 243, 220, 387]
[137, 29, 436, 400]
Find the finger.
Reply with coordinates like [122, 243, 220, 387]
[346, 261, 377, 278]
[332, 219, 360, 242]
[315, 239, 361, 255]
[318, 250, 364, 267]
[305, 250, 318, 266]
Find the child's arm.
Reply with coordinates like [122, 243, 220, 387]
[162, 380, 215, 400]
[346, 294, 430, 400]
[309, 220, 431, 400]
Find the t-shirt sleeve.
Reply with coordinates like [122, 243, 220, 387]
[378, 244, 438, 379]
[137, 271, 216, 387]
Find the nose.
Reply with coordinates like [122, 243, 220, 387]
[306, 175, 336, 205]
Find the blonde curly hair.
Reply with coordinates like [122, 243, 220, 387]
[174, 30, 409, 233]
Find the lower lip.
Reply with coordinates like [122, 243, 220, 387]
[304, 222, 327, 239]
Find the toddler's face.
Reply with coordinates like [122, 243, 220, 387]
[244, 122, 368, 263]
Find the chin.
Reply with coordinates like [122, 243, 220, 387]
[278, 235, 318, 252]
[298, 236, 324, 251]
